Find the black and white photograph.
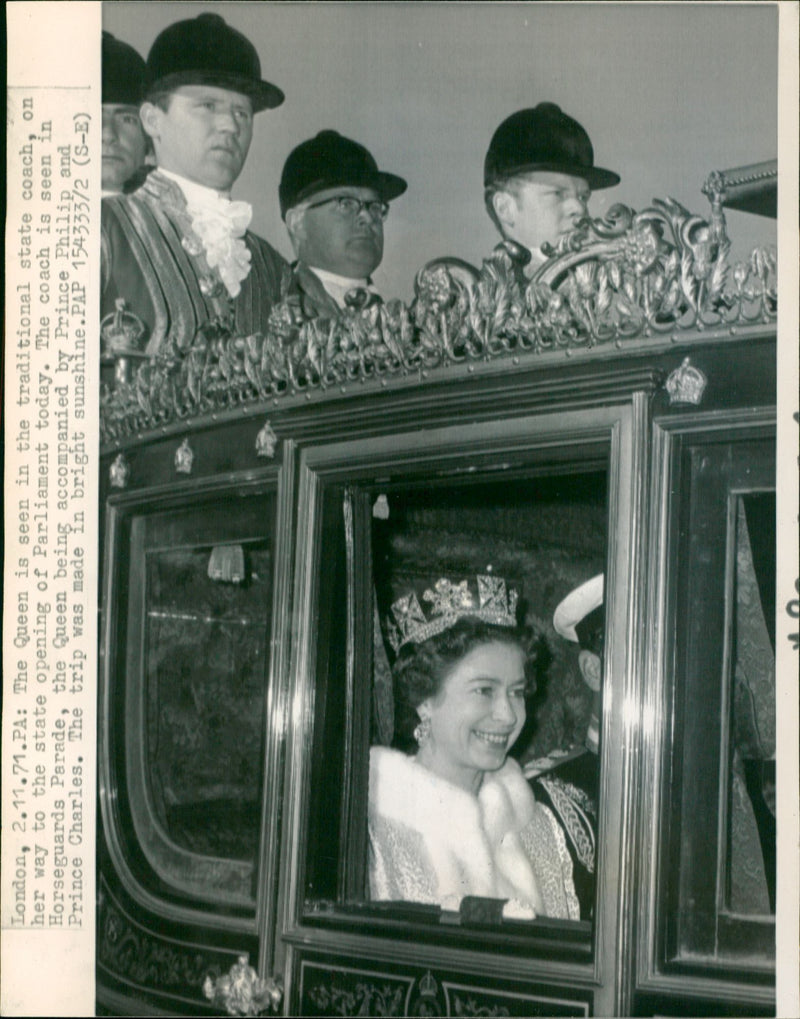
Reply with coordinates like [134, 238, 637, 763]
[3, 2, 798, 1016]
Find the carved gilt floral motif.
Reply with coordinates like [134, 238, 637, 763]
[306, 980, 406, 1017]
[100, 197, 776, 443]
[99, 894, 217, 998]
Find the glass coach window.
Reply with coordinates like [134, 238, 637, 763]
[299, 440, 611, 950]
[642, 416, 778, 994]
[664, 431, 776, 967]
[107, 487, 277, 914]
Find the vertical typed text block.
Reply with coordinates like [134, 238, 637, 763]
[3, 9, 100, 1014]
[3, 86, 98, 933]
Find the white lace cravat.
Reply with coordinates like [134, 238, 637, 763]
[157, 170, 254, 298]
[188, 194, 253, 298]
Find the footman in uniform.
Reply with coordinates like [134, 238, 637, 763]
[101, 13, 289, 359]
[101, 32, 149, 197]
[526, 574, 605, 919]
[279, 130, 407, 316]
[483, 104, 620, 280]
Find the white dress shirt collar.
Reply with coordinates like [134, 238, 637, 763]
[311, 267, 377, 309]
[158, 167, 233, 208]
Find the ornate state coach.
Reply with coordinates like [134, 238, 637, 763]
[96, 161, 779, 1017]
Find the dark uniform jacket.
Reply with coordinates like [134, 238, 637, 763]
[285, 260, 383, 321]
[101, 172, 290, 357]
[285, 261, 342, 320]
[531, 750, 599, 920]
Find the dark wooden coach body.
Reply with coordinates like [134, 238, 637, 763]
[96, 164, 779, 1017]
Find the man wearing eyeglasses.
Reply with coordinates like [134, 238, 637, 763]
[279, 131, 407, 316]
[484, 104, 620, 280]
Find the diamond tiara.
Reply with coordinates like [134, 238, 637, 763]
[386, 574, 519, 653]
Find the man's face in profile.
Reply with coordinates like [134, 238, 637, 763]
[102, 104, 148, 192]
[494, 170, 590, 258]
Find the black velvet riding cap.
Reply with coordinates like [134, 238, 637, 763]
[102, 31, 146, 106]
[484, 103, 620, 190]
[144, 13, 284, 112]
[279, 130, 407, 218]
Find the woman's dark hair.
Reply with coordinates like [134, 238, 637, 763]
[391, 616, 550, 753]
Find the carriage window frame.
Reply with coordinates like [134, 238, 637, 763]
[98, 469, 292, 934]
[279, 402, 641, 964]
[666, 425, 776, 971]
[639, 412, 776, 994]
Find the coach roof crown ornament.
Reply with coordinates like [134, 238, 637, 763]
[101, 298, 147, 356]
[174, 437, 194, 474]
[109, 452, 130, 489]
[255, 419, 278, 458]
[665, 356, 707, 405]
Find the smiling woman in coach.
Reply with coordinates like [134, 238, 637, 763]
[368, 573, 579, 921]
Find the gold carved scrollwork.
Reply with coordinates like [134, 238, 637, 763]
[100, 193, 776, 445]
